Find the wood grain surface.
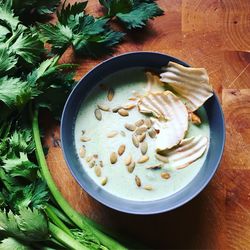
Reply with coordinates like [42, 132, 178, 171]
[43, 0, 250, 249]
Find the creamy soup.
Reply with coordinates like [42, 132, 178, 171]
[74, 68, 209, 201]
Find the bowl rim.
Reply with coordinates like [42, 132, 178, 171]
[61, 51, 226, 215]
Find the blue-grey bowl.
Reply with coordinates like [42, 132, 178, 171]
[61, 52, 225, 215]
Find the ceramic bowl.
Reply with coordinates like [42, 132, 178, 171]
[61, 52, 225, 214]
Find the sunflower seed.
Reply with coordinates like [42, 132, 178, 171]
[135, 126, 147, 135]
[132, 134, 139, 148]
[146, 164, 163, 169]
[127, 161, 135, 173]
[120, 131, 126, 137]
[137, 133, 146, 142]
[123, 103, 136, 110]
[144, 118, 152, 128]
[112, 106, 122, 113]
[97, 104, 110, 111]
[140, 141, 148, 155]
[101, 176, 108, 186]
[80, 136, 91, 142]
[124, 154, 132, 166]
[148, 128, 157, 138]
[118, 144, 126, 156]
[125, 123, 136, 131]
[94, 165, 102, 177]
[107, 88, 114, 101]
[89, 160, 95, 168]
[135, 175, 141, 187]
[107, 131, 118, 138]
[94, 109, 102, 121]
[118, 109, 129, 117]
[155, 154, 169, 163]
[135, 119, 144, 127]
[161, 172, 171, 179]
[110, 152, 117, 164]
[143, 185, 153, 191]
[79, 146, 86, 158]
[137, 155, 149, 163]
[99, 160, 104, 168]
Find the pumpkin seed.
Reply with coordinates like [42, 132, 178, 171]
[137, 133, 146, 142]
[155, 153, 169, 163]
[112, 106, 122, 113]
[118, 144, 126, 156]
[137, 155, 149, 163]
[124, 154, 132, 166]
[110, 152, 117, 164]
[94, 108, 102, 121]
[143, 185, 153, 191]
[135, 126, 147, 135]
[94, 165, 102, 177]
[79, 146, 86, 158]
[161, 172, 171, 179]
[107, 88, 114, 101]
[144, 118, 152, 128]
[135, 119, 144, 127]
[127, 161, 135, 173]
[123, 103, 136, 110]
[80, 136, 91, 142]
[148, 128, 157, 138]
[135, 175, 141, 187]
[125, 123, 136, 131]
[107, 131, 118, 138]
[140, 141, 148, 155]
[97, 104, 110, 111]
[118, 109, 129, 117]
[101, 176, 108, 186]
[132, 134, 139, 148]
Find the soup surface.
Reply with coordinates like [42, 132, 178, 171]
[74, 68, 210, 201]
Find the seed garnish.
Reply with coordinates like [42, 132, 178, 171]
[112, 106, 122, 113]
[120, 131, 126, 137]
[86, 156, 93, 162]
[132, 134, 139, 148]
[125, 123, 136, 131]
[148, 128, 157, 138]
[135, 126, 147, 135]
[110, 152, 117, 164]
[101, 177, 108, 186]
[124, 154, 132, 166]
[118, 144, 126, 156]
[89, 160, 95, 168]
[143, 185, 153, 191]
[135, 175, 141, 187]
[99, 160, 104, 168]
[94, 165, 102, 177]
[144, 118, 152, 128]
[79, 146, 86, 158]
[123, 103, 136, 110]
[137, 155, 149, 163]
[137, 133, 146, 142]
[161, 172, 171, 179]
[80, 136, 91, 142]
[135, 119, 144, 127]
[155, 153, 169, 163]
[94, 108, 102, 121]
[140, 141, 148, 155]
[81, 130, 85, 135]
[107, 88, 114, 101]
[146, 164, 163, 169]
[127, 161, 135, 173]
[118, 109, 129, 116]
[97, 104, 110, 111]
[107, 131, 118, 138]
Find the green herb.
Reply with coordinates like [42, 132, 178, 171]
[40, 1, 124, 57]
[99, 0, 164, 29]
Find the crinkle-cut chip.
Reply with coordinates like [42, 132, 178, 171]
[165, 135, 208, 169]
[145, 72, 164, 92]
[138, 91, 189, 150]
[160, 61, 213, 112]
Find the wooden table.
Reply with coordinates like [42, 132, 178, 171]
[44, 1, 250, 249]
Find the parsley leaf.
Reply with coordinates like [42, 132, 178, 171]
[0, 208, 49, 242]
[40, 1, 124, 57]
[99, 0, 164, 29]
